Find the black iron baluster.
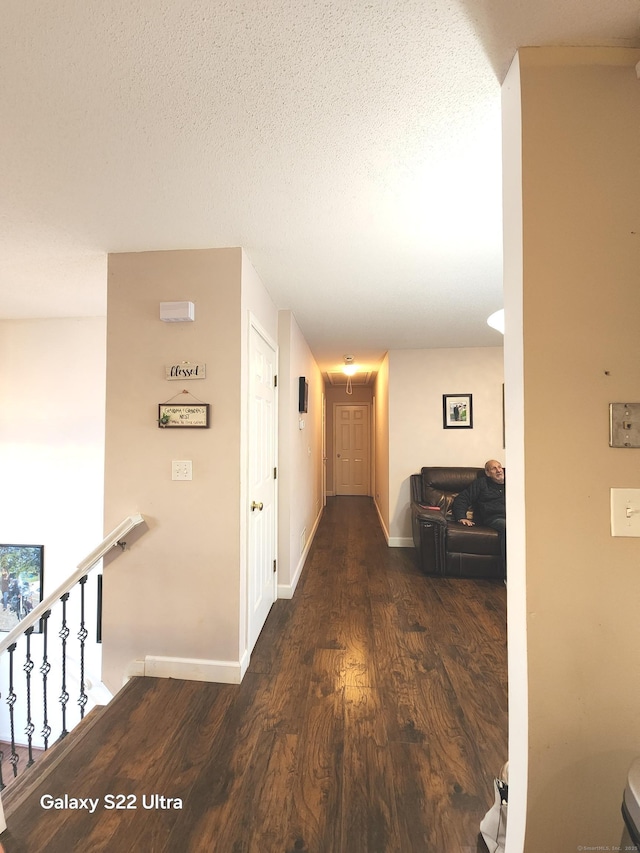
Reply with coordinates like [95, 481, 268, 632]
[6, 643, 18, 778]
[40, 609, 52, 751]
[58, 592, 70, 740]
[77, 576, 88, 719]
[23, 626, 35, 767]
[96, 573, 103, 643]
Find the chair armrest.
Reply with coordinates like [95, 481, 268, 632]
[410, 473, 447, 525]
[411, 505, 448, 575]
[411, 504, 447, 527]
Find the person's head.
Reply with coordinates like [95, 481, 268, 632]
[485, 459, 504, 484]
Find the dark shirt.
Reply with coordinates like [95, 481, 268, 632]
[452, 476, 506, 525]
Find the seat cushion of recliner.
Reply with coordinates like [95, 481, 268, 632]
[447, 522, 500, 556]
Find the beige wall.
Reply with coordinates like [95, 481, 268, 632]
[374, 354, 390, 537]
[277, 310, 324, 596]
[102, 248, 278, 690]
[387, 347, 504, 544]
[0, 318, 106, 581]
[503, 47, 640, 850]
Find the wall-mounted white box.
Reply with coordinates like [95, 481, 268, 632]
[160, 301, 195, 322]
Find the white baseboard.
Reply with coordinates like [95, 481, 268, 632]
[136, 655, 246, 685]
[388, 536, 414, 548]
[373, 498, 390, 544]
[278, 506, 324, 599]
[123, 659, 145, 681]
[239, 648, 250, 680]
[372, 499, 412, 548]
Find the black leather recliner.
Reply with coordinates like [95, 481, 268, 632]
[410, 466, 505, 579]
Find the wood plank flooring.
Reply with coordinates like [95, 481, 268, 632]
[0, 496, 507, 853]
[0, 743, 44, 794]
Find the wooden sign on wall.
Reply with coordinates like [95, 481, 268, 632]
[158, 404, 210, 428]
[165, 363, 206, 380]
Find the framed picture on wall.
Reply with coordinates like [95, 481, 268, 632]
[0, 544, 44, 633]
[443, 393, 473, 429]
[158, 403, 210, 428]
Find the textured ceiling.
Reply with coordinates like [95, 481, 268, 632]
[1, 0, 639, 375]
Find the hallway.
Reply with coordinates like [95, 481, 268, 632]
[1, 496, 507, 852]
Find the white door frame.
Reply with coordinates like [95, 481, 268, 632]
[371, 396, 376, 504]
[322, 393, 327, 506]
[245, 314, 278, 657]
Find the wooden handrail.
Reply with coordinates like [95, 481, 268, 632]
[0, 514, 145, 656]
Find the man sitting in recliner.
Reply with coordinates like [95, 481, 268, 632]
[452, 460, 506, 566]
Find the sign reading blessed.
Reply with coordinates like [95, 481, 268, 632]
[165, 363, 206, 380]
[158, 404, 210, 428]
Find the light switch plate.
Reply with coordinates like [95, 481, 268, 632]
[611, 488, 640, 536]
[172, 460, 192, 481]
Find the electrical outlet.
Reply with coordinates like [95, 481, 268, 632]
[172, 460, 192, 481]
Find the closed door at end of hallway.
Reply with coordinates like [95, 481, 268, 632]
[335, 404, 370, 496]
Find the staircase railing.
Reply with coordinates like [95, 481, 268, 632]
[0, 513, 145, 789]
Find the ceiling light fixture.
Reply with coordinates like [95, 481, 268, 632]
[343, 355, 356, 395]
[487, 309, 504, 335]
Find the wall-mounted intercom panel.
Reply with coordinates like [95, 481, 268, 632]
[610, 403, 640, 448]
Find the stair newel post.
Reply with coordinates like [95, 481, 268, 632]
[58, 592, 70, 740]
[77, 576, 89, 719]
[6, 643, 18, 778]
[23, 626, 35, 767]
[40, 609, 52, 751]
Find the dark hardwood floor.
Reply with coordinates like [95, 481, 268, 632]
[0, 744, 43, 792]
[0, 496, 507, 853]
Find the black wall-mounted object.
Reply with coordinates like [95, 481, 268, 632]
[96, 573, 103, 643]
[299, 377, 309, 413]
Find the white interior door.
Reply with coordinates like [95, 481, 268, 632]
[248, 322, 277, 652]
[334, 404, 370, 496]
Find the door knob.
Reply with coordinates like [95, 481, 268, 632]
[251, 501, 264, 512]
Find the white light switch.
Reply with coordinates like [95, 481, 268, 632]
[172, 460, 192, 481]
[611, 488, 640, 536]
